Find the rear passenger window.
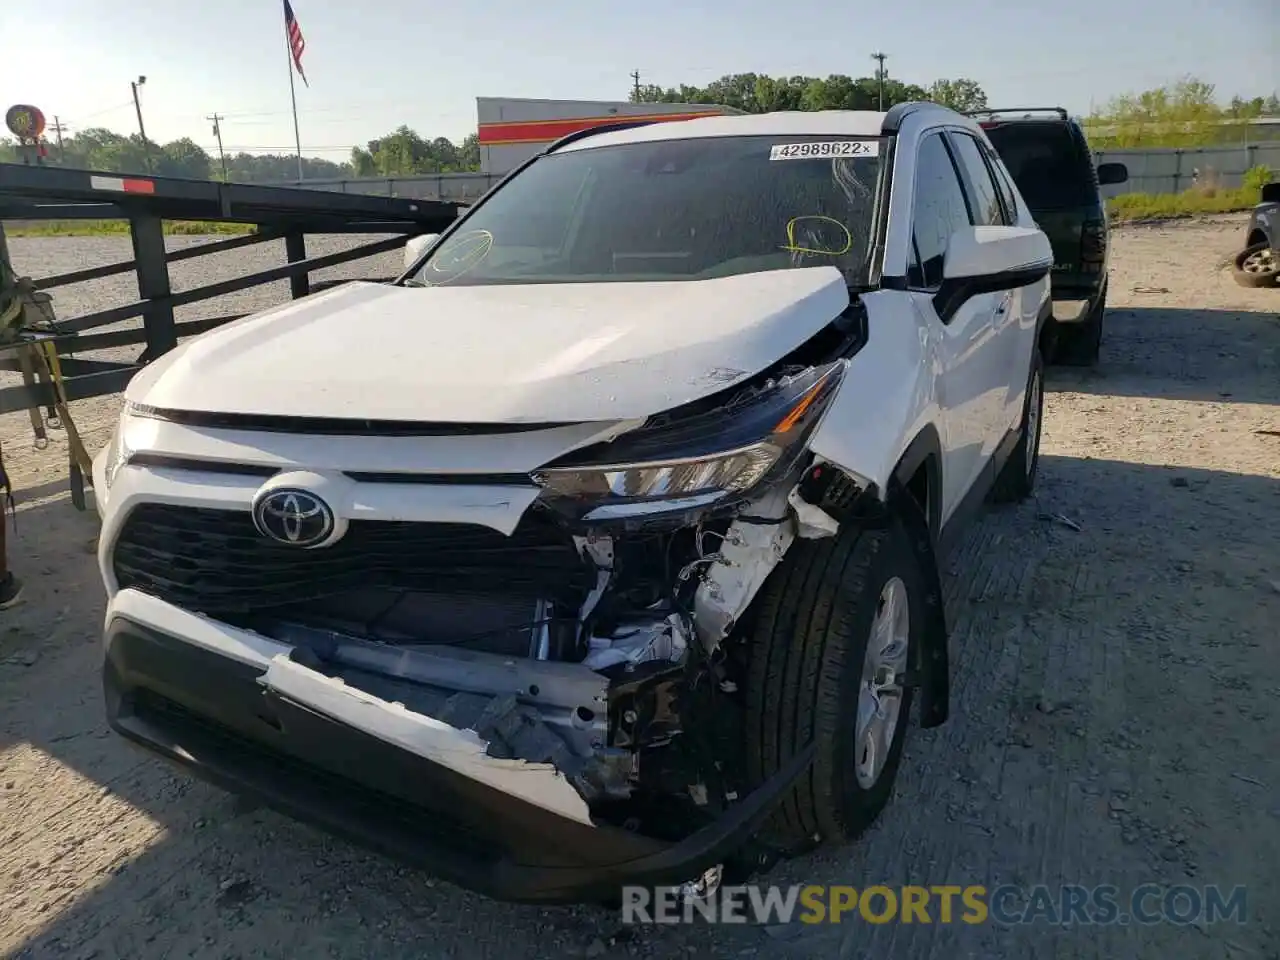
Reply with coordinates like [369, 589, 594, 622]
[910, 133, 972, 290]
[948, 133, 1007, 226]
[982, 121, 1093, 209]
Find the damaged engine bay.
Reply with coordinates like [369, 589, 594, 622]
[111, 328, 868, 854]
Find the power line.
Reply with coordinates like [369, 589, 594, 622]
[78, 100, 135, 121]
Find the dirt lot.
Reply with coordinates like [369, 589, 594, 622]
[1, 216, 1277, 959]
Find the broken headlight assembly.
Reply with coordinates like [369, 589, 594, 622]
[534, 361, 846, 522]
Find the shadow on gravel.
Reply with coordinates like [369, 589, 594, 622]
[1048, 306, 1280, 405]
[2, 453, 1278, 959]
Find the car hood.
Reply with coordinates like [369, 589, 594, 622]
[129, 269, 851, 423]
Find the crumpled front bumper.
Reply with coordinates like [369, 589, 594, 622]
[102, 591, 813, 903]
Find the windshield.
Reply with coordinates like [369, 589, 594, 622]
[404, 134, 885, 287]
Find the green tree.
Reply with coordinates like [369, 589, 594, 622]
[156, 138, 212, 179]
[458, 132, 480, 170]
[629, 72, 956, 113]
[927, 78, 988, 112]
[1082, 76, 1267, 147]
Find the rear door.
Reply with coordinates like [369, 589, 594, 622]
[944, 129, 1032, 434]
[906, 131, 1009, 522]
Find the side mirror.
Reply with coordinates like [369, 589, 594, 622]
[1097, 162, 1129, 187]
[942, 225, 1052, 281]
[403, 233, 439, 271]
[936, 225, 1052, 323]
[1260, 182, 1280, 205]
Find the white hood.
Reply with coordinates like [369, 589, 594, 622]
[130, 268, 850, 423]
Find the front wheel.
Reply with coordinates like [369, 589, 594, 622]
[1232, 242, 1279, 289]
[742, 513, 925, 852]
[991, 346, 1044, 504]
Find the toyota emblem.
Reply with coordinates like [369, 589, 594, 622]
[251, 488, 336, 547]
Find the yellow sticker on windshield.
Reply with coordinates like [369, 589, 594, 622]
[770, 141, 879, 160]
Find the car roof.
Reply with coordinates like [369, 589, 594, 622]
[553, 108, 947, 153]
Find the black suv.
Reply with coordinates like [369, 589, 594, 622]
[971, 108, 1128, 366]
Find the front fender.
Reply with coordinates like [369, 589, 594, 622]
[807, 290, 939, 497]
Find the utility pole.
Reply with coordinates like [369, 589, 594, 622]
[207, 113, 228, 179]
[871, 52, 888, 111]
[631, 70, 642, 101]
[130, 75, 154, 173]
[49, 116, 68, 163]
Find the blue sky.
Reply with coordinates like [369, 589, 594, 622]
[3, 0, 1277, 159]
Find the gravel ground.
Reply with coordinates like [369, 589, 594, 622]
[1, 216, 1278, 959]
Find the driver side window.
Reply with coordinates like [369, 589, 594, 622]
[908, 133, 972, 291]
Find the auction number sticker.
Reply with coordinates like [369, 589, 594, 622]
[769, 140, 879, 160]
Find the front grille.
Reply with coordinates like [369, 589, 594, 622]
[113, 502, 591, 615]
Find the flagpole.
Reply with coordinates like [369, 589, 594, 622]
[285, 20, 303, 181]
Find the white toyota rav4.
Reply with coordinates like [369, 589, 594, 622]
[93, 103, 1052, 904]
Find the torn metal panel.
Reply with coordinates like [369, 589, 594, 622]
[692, 486, 796, 648]
[271, 622, 609, 757]
[583, 613, 690, 670]
[787, 486, 840, 538]
[260, 654, 596, 824]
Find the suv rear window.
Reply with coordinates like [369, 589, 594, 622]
[982, 121, 1094, 210]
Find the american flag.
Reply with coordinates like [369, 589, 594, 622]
[283, 0, 308, 87]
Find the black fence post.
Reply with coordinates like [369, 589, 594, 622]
[130, 214, 177, 359]
[285, 231, 310, 299]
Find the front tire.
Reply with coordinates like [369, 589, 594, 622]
[743, 513, 924, 852]
[991, 346, 1044, 504]
[1232, 242, 1279, 289]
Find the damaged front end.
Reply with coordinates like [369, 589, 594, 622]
[106, 355, 864, 901]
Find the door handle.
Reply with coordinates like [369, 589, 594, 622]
[994, 293, 1012, 317]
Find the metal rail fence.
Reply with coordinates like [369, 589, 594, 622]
[1093, 142, 1280, 198]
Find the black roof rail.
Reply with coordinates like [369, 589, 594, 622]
[881, 101, 935, 134]
[966, 107, 1071, 122]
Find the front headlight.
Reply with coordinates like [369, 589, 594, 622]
[102, 403, 138, 490]
[534, 361, 845, 522]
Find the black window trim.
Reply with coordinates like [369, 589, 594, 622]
[906, 127, 973, 295]
[943, 129, 1009, 228]
[973, 135, 1019, 225]
[978, 139, 1021, 225]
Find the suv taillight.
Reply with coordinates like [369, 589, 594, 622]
[1081, 218, 1107, 267]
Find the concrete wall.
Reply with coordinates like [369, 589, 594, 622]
[275, 142, 1280, 204]
[278, 171, 501, 203]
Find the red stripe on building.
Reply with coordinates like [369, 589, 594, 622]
[477, 111, 724, 146]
